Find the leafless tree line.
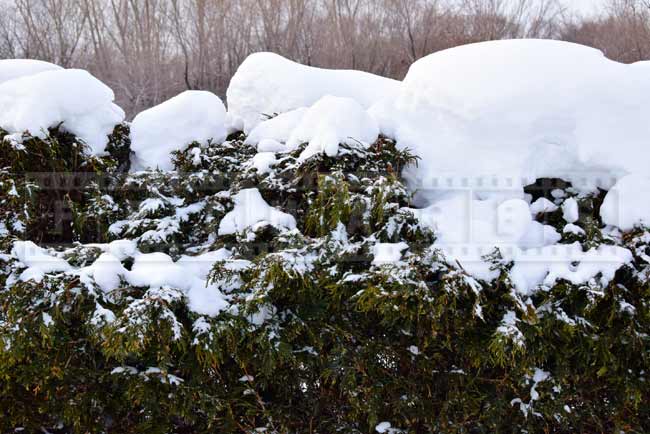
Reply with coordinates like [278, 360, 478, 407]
[0, 0, 647, 116]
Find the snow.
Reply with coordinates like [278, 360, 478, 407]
[561, 198, 579, 223]
[601, 174, 650, 231]
[42, 312, 54, 327]
[411, 191, 632, 291]
[186, 281, 230, 317]
[11, 241, 72, 282]
[371, 39, 650, 198]
[412, 195, 559, 280]
[91, 303, 116, 325]
[509, 243, 632, 295]
[4, 42, 650, 349]
[372, 242, 409, 265]
[350, 39, 650, 288]
[257, 138, 285, 153]
[0, 59, 61, 84]
[136, 198, 166, 217]
[408, 345, 420, 355]
[126, 251, 229, 316]
[82, 239, 137, 261]
[530, 198, 558, 215]
[0, 69, 124, 154]
[245, 108, 307, 148]
[249, 152, 277, 174]
[226, 52, 399, 133]
[287, 96, 379, 161]
[518, 221, 561, 249]
[80, 253, 128, 293]
[563, 223, 585, 236]
[128, 252, 190, 290]
[511, 368, 551, 417]
[130, 90, 227, 171]
[243, 96, 380, 161]
[551, 189, 566, 199]
[497, 311, 525, 347]
[375, 422, 392, 433]
[218, 188, 296, 235]
[177, 249, 232, 280]
[412, 197, 532, 281]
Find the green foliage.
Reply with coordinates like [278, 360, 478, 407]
[305, 172, 352, 237]
[0, 127, 119, 243]
[1, 128, 649, 433]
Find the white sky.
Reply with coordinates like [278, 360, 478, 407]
[563, 0, 608, 15]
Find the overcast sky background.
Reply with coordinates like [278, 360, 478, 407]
[563, 0, 608, 15]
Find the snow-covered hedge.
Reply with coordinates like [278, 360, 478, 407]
[1, 40, 650, 433]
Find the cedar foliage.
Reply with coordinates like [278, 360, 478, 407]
[1, 128, 649, 433]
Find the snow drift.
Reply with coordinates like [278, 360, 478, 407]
[226, 52, 400, 133]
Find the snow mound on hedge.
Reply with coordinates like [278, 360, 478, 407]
[177, 248, 231, 280]
[601, 174, 650, 231]
[128, 252, 195, 290]
[243, 96, 379, 160]
[130, 91, 227, 171]
[0, 59, 62, 84]
[412, 190, 634, 291]
[80, 253, 129, 293]
[372, 242, 409, 266]
[287, 96, 379, 160]
[371, 39, 650, 199]
[227, 52, 399, 133]
[413, 195, 561, 280]
[245, 107, 307, 148]
[0, 69, 124, 154]
[218, 188, 296, 235]
[11, 241, 72, 282]
[510, 243, 633, 295]
[97, 249, 230, 316]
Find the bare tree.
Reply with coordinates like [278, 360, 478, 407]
[1, 0, 647, 116]
[560, 0, 650, 63]
[13, 0, 88, 66]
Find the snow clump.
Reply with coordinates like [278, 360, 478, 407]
[601, 174, 650, 231]
[372, 242, 409, 266]
[243, 96, 379, 160]
[226, 52, 399, 132]
[287, 96, 379, 160]
[218, 188, 297, 235]
[130, 90, 227, 171]
[11, 241, 73, 282]
[0, 68, 124, 154]
[244, 107, 308, 149]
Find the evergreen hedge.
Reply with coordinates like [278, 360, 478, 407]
[0, 127, 648, 433]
